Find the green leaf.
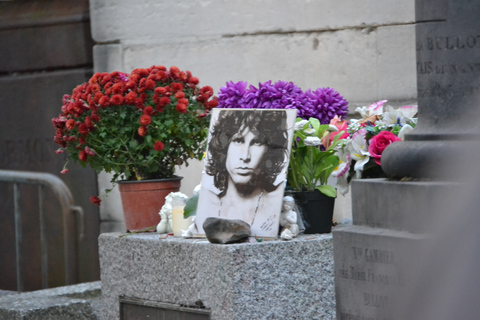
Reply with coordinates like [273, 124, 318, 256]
[316, 185, 337, 198]
[129, 140, 138, 149]
[184, 193, 199, 218]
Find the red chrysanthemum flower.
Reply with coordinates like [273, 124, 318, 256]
[111, 83, 124, 95]
[78, 123, 89, 135]
[144, 79, 156, 90]
[124, 80, 136, 91]
[158, 97, 171, 107]
[90, 113, 100, 122]
[91, 84, 101, 93]
[144, 106, 154, 116]
[66, 119, 75, 130]
[154, 87, 167, 95]
[179, 71, 188, 81]
[201, 86, 214, 97]
[93, 92, 103, 104]
[177, 98, 189, 106]
[84, 116, 94, 129]
[85, 146, 96, 156]
[89, 100, 98, 112]
[170, 66, 180, 78]
[110, 94, 123, 106]
[90, 196, 101, 206]
[54, 136, 66, 148]
[137, 125, 147, 137]
[139, 114, 151, 126]
[175, 91, 185, 99]
[188, 77, 199, 85]
[206, 98, 219, 110]
[196, 94, 208, 103]
[153, 141, 164, 151]
[124, 91, 137, 105]
[98, 96, 110, 107]
[171, 83, 183, 93]
[79, 150, 87, 162]
[176, 103, 187, 113]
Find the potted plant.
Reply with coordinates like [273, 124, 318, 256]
[285, 117, 345, 233]
[52, 65, 218, 231]
[216, 80, 349, 233]
[332, 100, 418, 195]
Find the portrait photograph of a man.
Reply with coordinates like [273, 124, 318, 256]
[194, 108, 297, 238]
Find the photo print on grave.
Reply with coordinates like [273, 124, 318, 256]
[194, 108, 297, 239]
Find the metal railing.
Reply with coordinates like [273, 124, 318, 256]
[0, 170, 84, 291]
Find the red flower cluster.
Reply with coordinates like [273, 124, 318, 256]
[52, 65, 217, 206]
[52, 65, 217, 163]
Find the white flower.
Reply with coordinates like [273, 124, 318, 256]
[377, 110, 405, 127]
[354, 100, 387, 119]
[398, 124, 414, 140]
[328, 124, 339, 132]
[332, 148, 351, 178]
[396, 105, 418, 122]
[304, 136, 322, 146]
[294, 120, 309, 131]
[346, 129, 370, 176]
[304, 128, 316, 135]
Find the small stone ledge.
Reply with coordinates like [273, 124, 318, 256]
[0, 281, 101, 320]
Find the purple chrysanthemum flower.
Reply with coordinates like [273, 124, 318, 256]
[216, 81, 348, 124]
[306, 87, 349, 124]
[242, 80, 303, 109]
[217, 81, 248, 108]
[291, 90, 316, 120]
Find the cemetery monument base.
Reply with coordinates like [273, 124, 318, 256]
[99, 233, 335, 319]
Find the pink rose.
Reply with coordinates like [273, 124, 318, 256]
[368, 131, 401, 165]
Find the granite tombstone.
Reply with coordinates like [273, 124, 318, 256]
[333, 0, 480, 319]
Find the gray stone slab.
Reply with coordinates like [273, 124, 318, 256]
[351, 179, 457, 233]
[333, 225, 426, 320]
[0, 281, 101, 320]
[99, 232, 336, 320]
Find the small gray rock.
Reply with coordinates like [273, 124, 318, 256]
[203, 217, 251, 244]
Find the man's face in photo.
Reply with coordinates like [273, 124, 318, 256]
[225, 126, 267, 189]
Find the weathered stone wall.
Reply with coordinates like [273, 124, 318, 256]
[90, 0, 417, 228]
[0, 0, 99, 291]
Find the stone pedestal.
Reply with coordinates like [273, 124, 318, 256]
[333, 180, 434, 319]
[334, 0, 480, 318]
[99, 233, 335, 320]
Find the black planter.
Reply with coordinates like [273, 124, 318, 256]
[288, 190, 335, 234]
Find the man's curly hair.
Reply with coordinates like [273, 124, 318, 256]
[206, 109, 289, 197]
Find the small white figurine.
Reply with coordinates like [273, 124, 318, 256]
[157, 192, 189, 234]
[279, 196, 300, 240]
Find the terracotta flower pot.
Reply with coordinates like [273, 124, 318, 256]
[118, 176, 182, 232]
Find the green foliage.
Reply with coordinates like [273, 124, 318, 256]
[287, 118, 343, 198]
[183, 193, 199, 219]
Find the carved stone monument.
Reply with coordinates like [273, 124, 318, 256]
[99, 233, 336, 320]
[333, 0, 480, 319]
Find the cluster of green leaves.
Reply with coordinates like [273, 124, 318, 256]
[83, 103, 208, 185]
[287, 118, 343, 197]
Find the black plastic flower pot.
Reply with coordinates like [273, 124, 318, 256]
[287, 190, 335, 234]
